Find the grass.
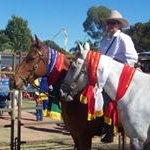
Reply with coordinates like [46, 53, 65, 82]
[22, 98, 35, 105]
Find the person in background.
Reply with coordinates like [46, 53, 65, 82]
[0, 67, 10, 116]
[99, 9, 138, 143]
[5, 66, 23, 116]
[34, 77, 62, 121]
[35, 91, 43, 121]
[33, 78, 42, 121]
[38, 76, 49, 117]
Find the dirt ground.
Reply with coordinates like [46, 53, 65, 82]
[0, 106, 130, 150]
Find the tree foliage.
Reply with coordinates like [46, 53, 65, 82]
[83, 6, 150, 53]
[83, 6, 111, 41]
[5, 15, 32, 52]
[0, 15, 68, 53]
[0, 7, 150, 54]
[0, 30, 12, 51]
[125, 22, 150, 52]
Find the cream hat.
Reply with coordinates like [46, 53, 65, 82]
[102, 10, 129, 28]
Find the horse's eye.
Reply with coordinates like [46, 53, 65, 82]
[76, 61, 82, 65]
[25, 55, 34, 62]
[71, 62, 77, 70]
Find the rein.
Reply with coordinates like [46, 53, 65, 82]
[26, 79, 54, 98]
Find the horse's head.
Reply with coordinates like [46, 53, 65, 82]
[60, 42, 90, 101]
[13, 35, 48, 89]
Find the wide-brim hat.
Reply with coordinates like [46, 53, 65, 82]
[102, 10, 129, 28]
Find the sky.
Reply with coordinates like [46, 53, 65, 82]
[0, 0, 150, 51]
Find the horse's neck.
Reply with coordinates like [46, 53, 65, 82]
[103, 58, 123, 100]
[49, 54, 70, 90]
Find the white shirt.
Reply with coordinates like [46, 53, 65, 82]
[99, 30, 138, 66]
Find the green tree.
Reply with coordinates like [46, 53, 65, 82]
[83, 5, 150, 52]
[5, 15, 32, 52]
[0, 29, 12, 51]
[125, 22, 150, 52]
[83, 6, 111, 43]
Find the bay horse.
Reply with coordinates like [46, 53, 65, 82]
[12, 35, 104, 150]
[60, 43, 150, 150]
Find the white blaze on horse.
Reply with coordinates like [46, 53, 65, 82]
[60, 42, 150, 150]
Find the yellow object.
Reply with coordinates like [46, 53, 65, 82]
[34, 79, 39, 86]
[43, 109, 48, 117]
[38, 93, 48, 101]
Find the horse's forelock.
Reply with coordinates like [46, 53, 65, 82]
[30, 34, 44, 50]
[31, 41, 43, 52]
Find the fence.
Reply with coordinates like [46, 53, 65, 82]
[0, 52, 129, 150]
[0, 52, 63, 150]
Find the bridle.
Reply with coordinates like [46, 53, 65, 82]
[19, 47, 47, 87]
[19, 47, 56, 97]
[70, 60, 87, 90]
[62, 57, 88, 99]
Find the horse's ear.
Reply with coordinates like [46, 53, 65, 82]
[78, 42, 89, 59]
[34, 34, 43, 48]
[35, 34, 39, 44]
[77, 42, 84, 54]
[84, 42, 90, 51]
[31, 36, 34, 43]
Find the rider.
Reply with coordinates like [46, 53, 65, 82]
[99, 9, 138, 143]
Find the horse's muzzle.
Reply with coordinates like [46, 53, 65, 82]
[59, 89, 74, 102]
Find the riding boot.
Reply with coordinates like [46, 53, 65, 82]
[101, 124, 114, 143]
